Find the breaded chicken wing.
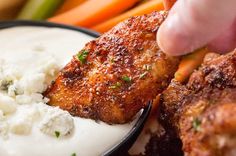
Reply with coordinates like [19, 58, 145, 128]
[44, 11, 179, 124]
[160, 49, 236, 156]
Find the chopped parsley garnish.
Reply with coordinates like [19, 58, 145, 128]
[109, 82, 121, 89]
[77, 50, 89, 64]
[55, 131, 60, 138]
[110, 58, 115, 63]
[192, 118, 201, 132]
[139, 72, 148, 79]
[122, 76, 131, 83]
[143, 64, 152, 71]
[71, 153, 76, 156]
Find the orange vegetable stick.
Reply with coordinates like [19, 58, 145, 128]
[48, 0, 140, 27]
[163, 0, 176, 10]
[164, 0, 207, 83]
[174, 48, 209, 83]
[55, 0, 87, 15]
[163, 1, 208, 83]
[91, 0, 164, 33]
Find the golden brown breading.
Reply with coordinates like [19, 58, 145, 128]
[160, 49, 236, 156]
[44, 11, 179, 124]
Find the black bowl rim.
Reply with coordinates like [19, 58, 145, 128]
[0, 20, 100, 37]
[0, 20, 151, 156]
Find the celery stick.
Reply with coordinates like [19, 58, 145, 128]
[17, 0, 64, 20]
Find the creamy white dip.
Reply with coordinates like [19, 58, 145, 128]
[0, 26, 137, 156]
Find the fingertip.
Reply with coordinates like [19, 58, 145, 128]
[157, 24, 177, 56]
[208, 36, 236, 54]
[157, 17, 191, 56]
[157, 0, 236, 56]
[207, 19, 236, 54]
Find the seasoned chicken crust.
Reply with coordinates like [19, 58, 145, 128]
[160, 49, 236, 156]
[44, 11, 179, 124]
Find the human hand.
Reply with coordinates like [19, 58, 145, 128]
[157, 0, 236, 56]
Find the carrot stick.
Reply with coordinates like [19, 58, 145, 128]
[163, 0, 176, 10]
[162, 1, 208, 83]
[48, 0, 140, 27]
[174, 48, 209, 83]
[55, 0, 87, 15]
[91, 0, 164, 33]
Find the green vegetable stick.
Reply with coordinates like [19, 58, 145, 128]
[17, 0, 64, 20]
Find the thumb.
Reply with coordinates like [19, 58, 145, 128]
[157, 0, 236, 56]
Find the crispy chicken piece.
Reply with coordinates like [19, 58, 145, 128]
[44, 11, 179, 124]
[160, 49, 236, 156]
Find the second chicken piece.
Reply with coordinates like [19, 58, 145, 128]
[160, 49, 236, 156]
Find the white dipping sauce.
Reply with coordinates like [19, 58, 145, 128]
[0, 27, 138, 156]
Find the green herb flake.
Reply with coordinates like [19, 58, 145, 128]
[122, 76, 132, 83]
[77, 50, 89, 64]
[109, 82, 121, 89]
[139, 72, 148, 79]
[110, 58, 115, 63]
[143, 64, 152, 71]
[192, 118, 201, 132]
[71, 153, 76, 156]
[55, 131, 60, 138]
